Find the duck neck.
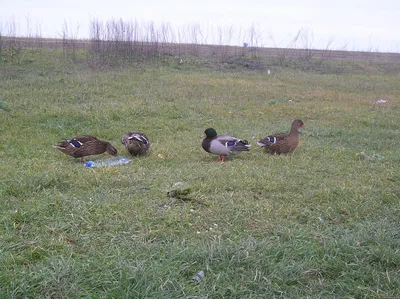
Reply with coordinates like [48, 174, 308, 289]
[288, 127, 299, 138]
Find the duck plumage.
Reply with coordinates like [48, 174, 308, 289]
[202, 128, 250, 162]
[257, 119, 304, 154]
[121, 132, 150, 156]
[53, 135, 118, 161]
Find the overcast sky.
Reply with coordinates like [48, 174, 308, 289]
[1, 0, 399, 52]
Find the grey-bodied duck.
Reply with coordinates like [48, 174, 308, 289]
[202, 128, 250, 162]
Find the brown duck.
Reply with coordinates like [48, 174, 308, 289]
[257, 119, 304, 154]
[53, 135, 118, 161]
[121, 132, 150, 156]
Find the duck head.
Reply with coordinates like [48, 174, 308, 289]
[292, 119, 305, 130]
[204, 128, 218, 138]
[106, 143, 118, 156]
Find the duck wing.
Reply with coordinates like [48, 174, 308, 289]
[122, 132, 149, 146]
[266, 134, 300, 154]
[257, 132, 288, 147]
[72, 135, 99, 143]
[54, 135, 99, 150]
[216, 135, 250, 154]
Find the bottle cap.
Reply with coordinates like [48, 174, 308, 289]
[85, 161, 95, 167]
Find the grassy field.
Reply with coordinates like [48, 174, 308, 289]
[1, 49, 400, 298]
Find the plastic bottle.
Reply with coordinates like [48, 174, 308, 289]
[85, 156, 131, 168]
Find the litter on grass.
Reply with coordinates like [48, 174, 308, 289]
[167, 181, 192, 198]
[190, 270, 205, 283]
[370, 99, 388, 110]
[357, 152, 384, 161]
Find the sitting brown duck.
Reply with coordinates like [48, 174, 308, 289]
[257, 119, 304, 154]
[121, 132, 150, 156]
[53, 135, 118, 161]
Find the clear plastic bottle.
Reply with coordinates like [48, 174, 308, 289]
[85, 156, 131, 168]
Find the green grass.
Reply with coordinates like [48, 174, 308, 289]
[1, 49, 400, 298]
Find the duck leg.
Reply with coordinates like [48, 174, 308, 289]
[217, 155, 226, 162]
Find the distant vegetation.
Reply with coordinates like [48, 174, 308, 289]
[1, 19, 400, 71]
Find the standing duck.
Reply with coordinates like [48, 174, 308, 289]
[202, 128, 250, 162]
[53, 135, 118, 161]
[257, 119, 304, 154]
[121, 132, 150, 156]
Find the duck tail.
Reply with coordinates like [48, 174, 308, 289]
[234, 140, 251, 152]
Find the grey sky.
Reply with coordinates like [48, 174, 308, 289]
[1, 0, 399, 52]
